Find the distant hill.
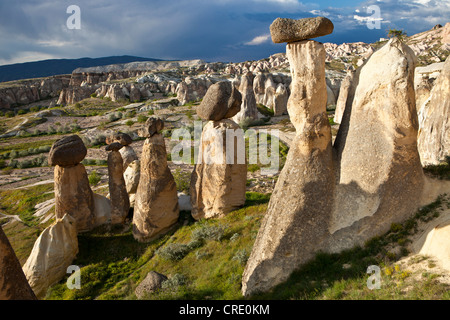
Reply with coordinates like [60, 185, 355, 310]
[0, 56, 163, 83]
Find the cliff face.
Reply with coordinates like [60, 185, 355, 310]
[0, 75, 71, 109]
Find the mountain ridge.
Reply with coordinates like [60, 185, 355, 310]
[0, 56, 164, 83]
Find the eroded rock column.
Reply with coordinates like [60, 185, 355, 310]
[132, 118, 179, 242]
[190, 81, 247, 220]
[242, 17, 335, 296]
[106, 142, 130, 224]
[106, 132, 140, 207]
[0, 226, 37, 300]
[49, 135, 95, 232]
[330, 38, 425, 251]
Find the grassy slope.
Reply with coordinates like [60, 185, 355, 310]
[37, 192, 450, 300]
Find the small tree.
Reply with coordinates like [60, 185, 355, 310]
[388, 29, 407, 41]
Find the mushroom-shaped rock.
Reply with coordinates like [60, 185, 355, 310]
[196, 81, 242, 121]
[270, 17, 334, 43]
[48, 135, 87, 166]
[106, 142, 124, 152]
[106, 143, 130, 224]
[106, 132, 133, 146]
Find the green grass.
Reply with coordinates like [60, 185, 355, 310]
[0, 183, 55, 264]
[44, 192, 269, 300]
[0, 183, 54, 227]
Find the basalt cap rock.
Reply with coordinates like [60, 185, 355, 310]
[196, 81, 242, 121]
[106, 132, 133, 146]
[270, 17, 334, 43]
[139, 117, 164, 137]
[48, 135, 87, 166]
[106, 142, 123, 152]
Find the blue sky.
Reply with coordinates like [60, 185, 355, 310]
[0, 0, 449, 65]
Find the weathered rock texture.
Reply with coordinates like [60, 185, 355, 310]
[106, 143, 130, 224]
[334, 69, 355, 124]
[417, 56, 450, 165]
[50, 135, 95, 232]
[0, 226, 37, 300]
[233, 72, 258, 124]
[270, 17, 334, 43]
[190, 119, 247, 220]
[22, 214, 78, 299]
[135, 271, 168, 299]
[54, 163, 95, 232]
[106, 132, 140, 206]
[132, 131, 179, 242]
[242, 39, 335, 296]
[273, 83, 289, 116]
[331, 38, 424, 251]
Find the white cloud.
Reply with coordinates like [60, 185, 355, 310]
[310, 9, 330, 16]
[245, 34, 271, 45]
[0, 52, 59, 66]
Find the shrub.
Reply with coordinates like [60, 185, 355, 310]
[137, 115, 148, 123]
[161, 274, 186, 291]
[30, 106, 40, 113]
[88, 170, 101, 186]
[125, 120, 134, 127]
[5, 111, 15, 118]
[256, 104, 274, 117]
[17, 109, 27, 115]
[173, 168, 191, 194]
[90, 93, 97, 98]
[191, 223, 228, 242]
[232, 249, 249, 265]
[156, 243, 193, 261]
[148, 109, 155, 115]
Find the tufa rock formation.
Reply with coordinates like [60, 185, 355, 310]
[331, 37, 424, 251]
[334, 68, 355, 124]
[243, 19, 425, 297]
[242, 25, 335, 296]
[132, 118, 179, 242]
[106, 132, 140, 206]
[0, 226, 37, 300]
[50, 135, 95, 232]
[190, 81, 247, 220]
[106, 142, 130, 224]
[233, 72, 259, 124]
[417, 56, 450, 165]
[22, 214, 78, 299]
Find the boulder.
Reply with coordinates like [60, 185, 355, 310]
[120, 146, 139, 172]
[270, 17, 334, 43]
[196, 81, 242, 121]
[135, 271, 168, 299]
[0, 226, 37, 300]
[141, 117, 164, 137]
[22, 214, 78, 299]
[417, 56, 450, 165]
[106, 132, 133, 146]
[190, 119, 247, 220]
[242, 39, 334, 296]
[132, 132, 179, 242]
[48, 135, 87, 167]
